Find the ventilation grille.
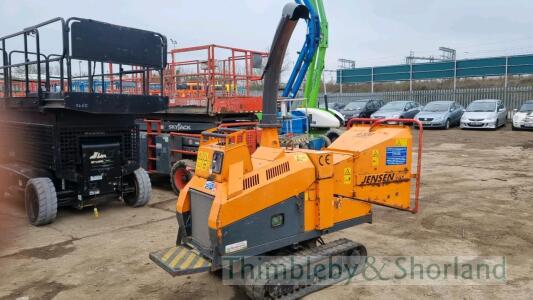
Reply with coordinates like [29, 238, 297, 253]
[266, 161, 290, 180]
[59, 126, 138, 171]
[243, 174, 259, 190]
[0, 121, 54, 171]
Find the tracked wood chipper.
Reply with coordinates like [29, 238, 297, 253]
[150, 3, 422, 299]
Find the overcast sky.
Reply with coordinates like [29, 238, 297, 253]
[2, 0, 533, 82]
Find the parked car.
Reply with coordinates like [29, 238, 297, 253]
[415, 100, 464, 129]
[512, 100, 533, 130]
[341, 99, 385, 122]
[328, 101, 346, 110]
[371, 100, 421, 120]
[460, 99, 507, 129]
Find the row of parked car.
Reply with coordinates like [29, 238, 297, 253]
[331, 99, 533, 130]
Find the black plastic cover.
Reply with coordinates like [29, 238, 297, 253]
[70, 19, 165, 68]
[81, 142, 122, 196]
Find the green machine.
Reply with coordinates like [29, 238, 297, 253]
[303, 0, 328, 109]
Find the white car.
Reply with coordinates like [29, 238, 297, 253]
[512, 100, 533, 130]
[460, 99, 507, 129]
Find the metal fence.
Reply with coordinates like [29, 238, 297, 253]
[320, 87, 533, 112]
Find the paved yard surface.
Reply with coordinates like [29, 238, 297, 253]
[0, 126, 532, 299]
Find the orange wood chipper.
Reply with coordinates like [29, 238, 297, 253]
[150, 3, 423, 299]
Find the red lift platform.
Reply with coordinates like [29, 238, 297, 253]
[140, 44, 267, 194]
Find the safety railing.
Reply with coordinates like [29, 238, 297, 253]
[200, 127, 248, 147]
[0, 17, 167, 102]
[169, 132, 202, 156]
[164, 45, 267, 113]
[219, 122, 260, 154]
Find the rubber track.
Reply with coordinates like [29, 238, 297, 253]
[242, 238, 366, 300]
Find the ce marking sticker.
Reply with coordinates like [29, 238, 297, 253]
[318, 154, 332, 166]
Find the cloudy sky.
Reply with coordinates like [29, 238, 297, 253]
[2, 0, 533, 81]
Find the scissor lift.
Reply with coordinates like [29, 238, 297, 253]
[139, 45, 267, 194]
[0, 17, 168, 225]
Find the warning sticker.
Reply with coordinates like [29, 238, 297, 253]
[196, 151, 210, 171]
[294, 153, 309, 162]
[225, 240, 248, 253]
[386, 147, 407, 165]
[204, 180, 215, 191]
[371, 150, 379, 167]
[395, 138, 408, 147]
[343, 167, 352, 184]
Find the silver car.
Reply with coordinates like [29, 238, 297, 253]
[415, 101, 464, 129]
[512, 100, 533, 130]
[371, 100, 421, 120]
[460, 99, 507, 129]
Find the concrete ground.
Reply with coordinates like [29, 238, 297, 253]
[0, 126, 532, 300]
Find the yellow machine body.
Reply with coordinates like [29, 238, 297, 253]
[149, 2, 421, 286]
[153, 124, 415, 274]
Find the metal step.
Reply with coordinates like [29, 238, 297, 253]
[149, 245, 211, 276]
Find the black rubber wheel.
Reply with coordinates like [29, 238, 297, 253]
[170, 159, 195, 195]
[124, 168, 151, 207]
[25, 178, 58, 226]
[325, 128, 343, 143]
[444, 119, 450, 130]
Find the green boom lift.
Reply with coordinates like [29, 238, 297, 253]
[303, 0, 328, 108]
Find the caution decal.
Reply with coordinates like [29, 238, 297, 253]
[371, 149, 379, 167]
[343, 167, 352, 184]
[395, 138, 408, 147]
[294, 153, 309, 162]
[196, 151, 210, 171]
